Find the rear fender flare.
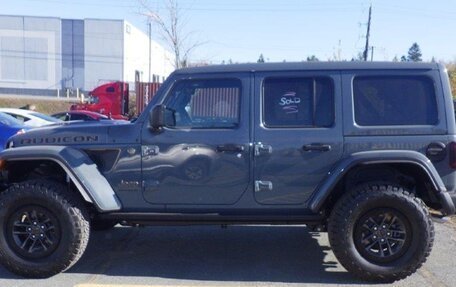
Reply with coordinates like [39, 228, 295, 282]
[309, 150, 454, 215]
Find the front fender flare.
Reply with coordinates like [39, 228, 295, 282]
[0, 146, 122, 212]
[309, 150, 455, 215]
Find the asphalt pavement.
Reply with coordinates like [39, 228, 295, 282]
[0, 219, 455, 287]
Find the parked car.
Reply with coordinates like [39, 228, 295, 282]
[1, 62, 456, 282]
[51, 110, 110, 122]
[0, 108, 62, 127]
[0, 112, 29, 151]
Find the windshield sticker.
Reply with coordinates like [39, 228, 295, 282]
[279, 91, 300, 114]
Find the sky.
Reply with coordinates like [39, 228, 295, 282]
[2, 0, 456, 64]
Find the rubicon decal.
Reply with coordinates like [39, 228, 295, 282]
[20, 135, 99, 145]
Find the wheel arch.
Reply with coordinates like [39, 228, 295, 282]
[309, 150, 455, 215]
[0, 146, 121, 212]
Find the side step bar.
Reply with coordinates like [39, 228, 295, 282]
[98, 212, 325, 226]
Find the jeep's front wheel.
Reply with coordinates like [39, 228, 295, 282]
[0, 180, 90, 278]
[328, 183, 434, 283]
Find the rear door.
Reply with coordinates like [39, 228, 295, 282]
[253, 71, 343, 204]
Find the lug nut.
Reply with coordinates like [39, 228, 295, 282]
[381, 239, 385, 242]
[373, 227, 378, 231]
[382, 225, 386, 229]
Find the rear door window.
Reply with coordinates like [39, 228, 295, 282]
[263, 77, 334, 128]
[353, 76, 438, 126]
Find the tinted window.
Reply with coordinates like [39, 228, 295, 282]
[263, 77, 334, 127]
[71, 114, 91, 121]
[353, 76, 438, 126]
[52, 113, 68, 121]
[29, 112, 62, 123]
[7, 114, 29, 123]
[164, 79, 241, 129]
[0, 112, 22, 127]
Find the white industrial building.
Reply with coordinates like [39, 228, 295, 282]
[0, 15, 174, 95]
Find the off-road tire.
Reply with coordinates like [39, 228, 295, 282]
[328, 182, 434, 283]
[0, 180, 90, 278]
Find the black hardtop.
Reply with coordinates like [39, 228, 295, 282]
[175, 61, 440, 75]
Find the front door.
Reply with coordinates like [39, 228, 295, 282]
[253, 71, 343, 204]
[141, 74, 251, 205]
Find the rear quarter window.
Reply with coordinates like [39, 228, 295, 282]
[353, 76, 438, 126]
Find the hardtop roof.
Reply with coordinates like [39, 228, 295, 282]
[175, 61, 440, 75]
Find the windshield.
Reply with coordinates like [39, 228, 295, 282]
[29, 112, 63, 123]
[0, 112, 23, 127]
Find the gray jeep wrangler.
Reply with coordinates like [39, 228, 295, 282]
[0, 62, 455, 282]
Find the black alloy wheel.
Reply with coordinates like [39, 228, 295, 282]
[6, 206, 61, 260]
[354, 208, 411, 264]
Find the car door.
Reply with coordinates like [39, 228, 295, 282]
[253, 71, 343, 204]
[141, 74, 251, 205]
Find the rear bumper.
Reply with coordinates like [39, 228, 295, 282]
[440, 191, 456, 215]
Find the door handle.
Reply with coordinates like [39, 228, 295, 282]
[254, 143, 273, 156]
[216, 144, 245, 153]
[302, 143, 332, 152]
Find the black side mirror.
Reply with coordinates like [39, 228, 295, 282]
[149, 105, 176, 132]
[150, 105, 165, 132]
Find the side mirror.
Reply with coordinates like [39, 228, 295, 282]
[149, 105, 165, 132]
[149, 105, 176, 132]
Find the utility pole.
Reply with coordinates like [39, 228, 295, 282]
[370, 46, 374, 61]
[148, 22, 152, 84]
[338, 39, 341, 61]
[363, 4, 372, 61]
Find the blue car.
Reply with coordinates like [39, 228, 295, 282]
[0, 112, 28, 151]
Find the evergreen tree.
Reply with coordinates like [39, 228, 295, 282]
[306, 55, 319, 62]
[392, 56, 399, 62]
[257, 54, 265, 63]
[407, 43, 423, 62]
[400, 55, 407, 62]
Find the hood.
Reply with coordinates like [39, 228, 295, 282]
[7, 120, 129, 148]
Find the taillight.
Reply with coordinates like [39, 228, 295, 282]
[450, 142, 456, 169]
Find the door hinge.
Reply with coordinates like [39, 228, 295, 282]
[255, 180, 273, 192]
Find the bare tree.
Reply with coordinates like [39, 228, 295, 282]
[139, 0, 205, 69]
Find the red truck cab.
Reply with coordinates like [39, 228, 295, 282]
[71, 82, 129, 120]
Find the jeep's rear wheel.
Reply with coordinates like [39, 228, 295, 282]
[0, 180, 90, 278]
[328, 183, 434, 283]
